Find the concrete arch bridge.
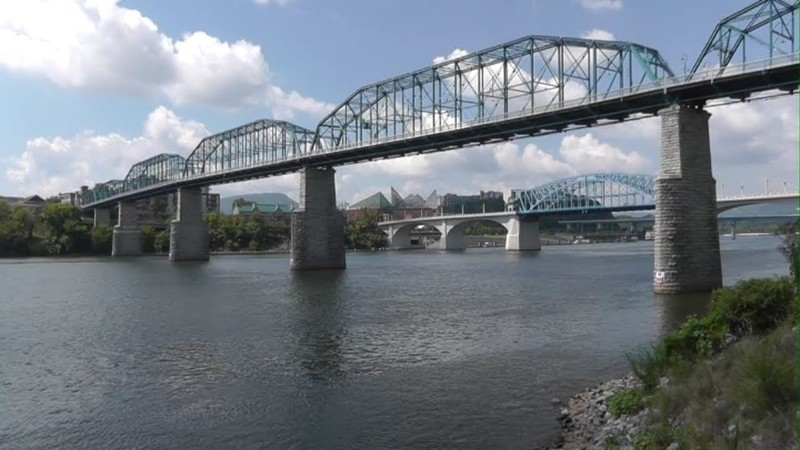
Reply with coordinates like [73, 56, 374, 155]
[378, 173, 798, 251]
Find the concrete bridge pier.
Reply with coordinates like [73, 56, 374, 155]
[93, 208, 112, 227]
[505, 217, 542, 251]
[112, 201, 143, 256]
[386, 225, 412, 249]
[654, 105, 722, 294]
[730, 223, 737, 240]
[439, 222, 466, 250]
[290, 167, 346, 270]
[170, 187, 210, 261]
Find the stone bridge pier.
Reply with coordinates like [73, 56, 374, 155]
[170, 187, 210, 261]
[290, 167, 346, 270]
[654, 105, 722, 294]
[112, 201, 143, 256]
[93, 208, 112, 228]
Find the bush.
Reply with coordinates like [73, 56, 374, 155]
[627, 345, 670, 392]
[707, 277, 795, 337]
[141, 226, 157, 253]
[91, 225, 113, 254]
[632, 426, 674, 450]
[608, 388, 645, 417]
[662, 315, 728, 361]
[154, 230, 170, 253]
[732, 326, 798, 418]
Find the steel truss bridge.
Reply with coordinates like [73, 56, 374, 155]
[81, 0, 799, 209]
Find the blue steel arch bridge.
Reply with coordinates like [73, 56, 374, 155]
[511, 173, 655, 215]
[79, 0, 799, 208]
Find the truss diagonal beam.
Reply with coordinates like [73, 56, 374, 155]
[511, 173, 656, 214]
[313, 36, 673, 152]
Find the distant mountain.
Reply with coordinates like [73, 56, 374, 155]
[220, 193, 299, 214]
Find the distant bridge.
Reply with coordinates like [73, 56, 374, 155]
[377, 173, 799, 250]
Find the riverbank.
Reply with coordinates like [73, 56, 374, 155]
[544, 374, 646, 450]
[545, 275, 798, 450]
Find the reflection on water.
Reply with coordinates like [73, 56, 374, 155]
[653, 292, 712, 336]
[291, 271, 348, 383]
[0, 236, 788, 450]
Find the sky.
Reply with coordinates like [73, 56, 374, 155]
[0, 0, 797, 205]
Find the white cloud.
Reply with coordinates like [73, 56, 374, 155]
[335, 132, 654, 204]
[433, 48, 470, 65]
[559, 133, 650, 173]
[579, 0, 623, 11]
[254, 0, 291, 5]
[0, 0, 328, 117]
[581, 29, 615, 41]
[5, 106, 210, 196]
[266, 86, 336, 121]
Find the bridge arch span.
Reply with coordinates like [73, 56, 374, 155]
[512, 173, 656, 215]
[381, 216, 540, 251]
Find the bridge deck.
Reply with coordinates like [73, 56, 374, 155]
[83, 56, 798, 210]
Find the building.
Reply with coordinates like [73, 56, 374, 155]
[346, 188, 440, 221]
[0, 195, 47, 211]
[346, 192, 394, 221]
[441, 190, 505, 214]
[231, 198, 294, 221]
[58, 191, 81, 206]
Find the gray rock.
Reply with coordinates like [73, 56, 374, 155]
[666, 443, 681, 450]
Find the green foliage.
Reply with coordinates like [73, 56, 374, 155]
[603, 436, 620, 450]
[154, 229, 171, 253]
[648, 324, 798, 450]
[206, 212, 290, 252]
[608, 388, 645, 417]
[39, 203, 92, 255]
[632, 426, 674, 450]
[626, 345, 670, 392]
[345, 212, 387, 250]
[707, 277, 796, 337]
[91, 225, 113, 254]
[662, 314, 728, 362]
[731, 326, 798, 418]
[463, 221, 506, 236]
[141, 225, 157, 253]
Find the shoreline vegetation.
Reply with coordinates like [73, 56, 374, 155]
[545, 226, 799, 450]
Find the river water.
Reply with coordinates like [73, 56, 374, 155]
[0, 236, 789, 449]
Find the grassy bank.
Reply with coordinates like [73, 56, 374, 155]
[605, 276, 798, 449]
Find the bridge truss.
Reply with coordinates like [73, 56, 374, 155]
[183, 119, 315, 176]
[511, 173, 656, 215]
[691, 0, 798, 76]
[313, 37, 673, 151]
[125, 153, 186, 191]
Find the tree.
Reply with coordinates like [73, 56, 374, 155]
[345, 212, 387, 250]
[91, 225, 113, 254]
[3, 207, 38, 256]
[141, 225, 157, 253]
[39, 203, 91, 255]
[154, 229, 171, 253]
